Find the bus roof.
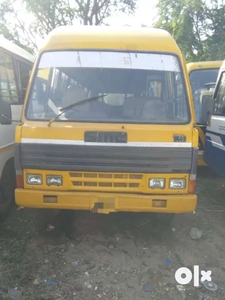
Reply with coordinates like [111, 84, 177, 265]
[186, 61, 223, 73]
[0, 36, 35, 63]
[39, 26, 182, 55]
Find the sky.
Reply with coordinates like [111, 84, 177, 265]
[109, 0, 158, 26]
[35, 0, 158, 48]
[108, 0, 158, 27]
[70, 0, 158, 27]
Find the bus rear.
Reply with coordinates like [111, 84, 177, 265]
[14, 26, 198, 216]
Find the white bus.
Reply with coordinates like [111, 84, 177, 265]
[0, 37, 35, 215]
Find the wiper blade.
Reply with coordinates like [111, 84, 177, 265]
[47, 94, 107, 127]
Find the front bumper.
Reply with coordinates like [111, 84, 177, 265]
[15, 189, 197, 214]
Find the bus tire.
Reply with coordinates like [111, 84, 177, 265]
[155, 213, 175, 223]
[0, 159, 16, 218]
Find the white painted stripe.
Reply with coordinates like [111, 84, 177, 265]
[21, 138, 192, 147]
[0, 142, 14, 150]
[206, 133, 225, 151]
[211, 115, 225, 122]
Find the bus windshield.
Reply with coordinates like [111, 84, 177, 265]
[189, 68, 219, 124]
[189, 68, 219, 94]
[26, 51, 190, 124]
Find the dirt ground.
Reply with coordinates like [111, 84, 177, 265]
[0, 169, 225, 300]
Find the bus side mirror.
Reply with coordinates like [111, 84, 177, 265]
[0, 100, 12, 125]
[199, 91, 214, 125]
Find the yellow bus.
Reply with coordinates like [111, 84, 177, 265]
[12, 26, 198, 220]
[187, 61, 222, 166]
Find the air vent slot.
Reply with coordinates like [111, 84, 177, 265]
[84, 131, 127, 143]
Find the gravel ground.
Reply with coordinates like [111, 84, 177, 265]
[0, 168, 224, 300]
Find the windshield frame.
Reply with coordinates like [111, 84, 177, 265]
[25, 49, 191, 125]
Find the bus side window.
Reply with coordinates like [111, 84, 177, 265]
[19, 61, 32, 102]
[214, 72, 225, 115]
[0, 50, 19, 104]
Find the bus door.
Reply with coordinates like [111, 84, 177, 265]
[204, 71, 225, 177]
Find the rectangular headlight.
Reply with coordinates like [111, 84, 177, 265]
[149, 178, 165, 189]
[46, 175, 62, 186]
[26, 174, 42, 185]
[170, 179, 186, 189]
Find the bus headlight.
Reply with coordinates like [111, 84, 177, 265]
[149, 178, 165, 189]
[26, 174, 42, 185]
[169, 179, 186, 189]
[46, 175, 62, 186]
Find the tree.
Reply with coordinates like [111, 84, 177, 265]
[0, 0, 35, 53]
[203, 2, 225, 60]
[75, 0, 136, 25]
[25, 0, 77, 39]
[0, 0, 137, 53]
[155, 0, 225, 62]
[155, 0, 207, 62]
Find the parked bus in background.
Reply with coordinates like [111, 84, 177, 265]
[204, 60, 225, 176]
[13, 26, 198, 221]
[0, 37, 35, 215]
[187, 61, 222, 166]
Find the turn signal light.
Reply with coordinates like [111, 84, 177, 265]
[188, 175, 196, 194]
[16, 171, 23, 188]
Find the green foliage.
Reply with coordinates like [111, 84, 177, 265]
[155, 0, 225, 62]
[0, 0, 137, 52]
[75, 0, 136, 25]
[0, 0, 37, 53]
[203, 3, 225, 60]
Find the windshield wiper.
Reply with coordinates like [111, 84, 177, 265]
[47, 94, 107, 127]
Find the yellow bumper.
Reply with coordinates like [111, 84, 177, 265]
[15, 189, 197, 214]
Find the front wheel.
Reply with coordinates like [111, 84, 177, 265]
[0, 162, 16, 218]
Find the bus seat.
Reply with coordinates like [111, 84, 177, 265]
[123, 96, 136, 118]
[141, 100, 166, 120]
[90, 98, 108, 113]
[88, 100, 108, 119]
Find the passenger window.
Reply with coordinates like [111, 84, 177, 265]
[0, 50, 19, 104]
[214, 72, 225, 115]
[149, 81, 162, 98]
[19, 61, 32, 102]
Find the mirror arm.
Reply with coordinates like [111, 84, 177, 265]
[1, 114, 20, 123]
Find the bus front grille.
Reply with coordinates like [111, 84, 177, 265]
[69, 172, 143, 191]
